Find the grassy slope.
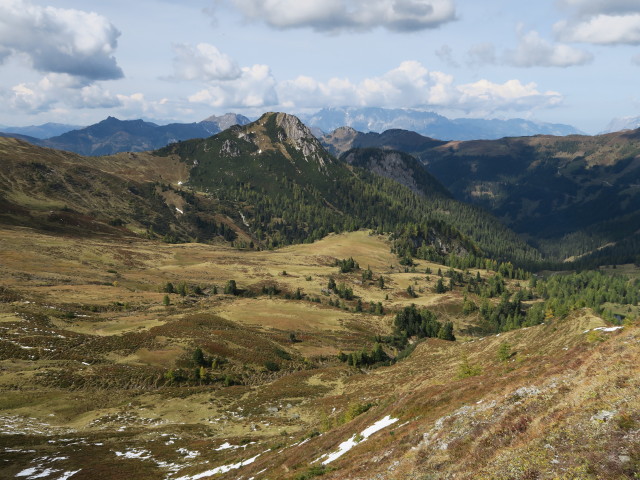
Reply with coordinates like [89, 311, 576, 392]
[0, 227, 637, 479]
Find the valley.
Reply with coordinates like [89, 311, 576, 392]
[0, 112, 639, 479]
[0, 227, 638, 479]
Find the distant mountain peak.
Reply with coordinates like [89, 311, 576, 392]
[603, 116, 640, 134]
[201, 112, 251, 131]
[244, 112, 330, 168]
[299, 107, 581, 140]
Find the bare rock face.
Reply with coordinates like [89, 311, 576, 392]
[329, 126, 358, 141]
[220, 139, 239, 157]
[273, 113, 329, 167]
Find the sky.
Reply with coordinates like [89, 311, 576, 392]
[0, 0, 639, 133]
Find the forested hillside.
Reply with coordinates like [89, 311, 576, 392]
[157, 113, 541, 265]
[324, 126, 640, 267]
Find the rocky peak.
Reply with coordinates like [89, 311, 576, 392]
[201, 113, 251, 131]
[331, 126, 358, 139]
[273, 113, 315, 143]
[257, 113, 330, 167]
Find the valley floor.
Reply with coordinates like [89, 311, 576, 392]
[0, 228, 638, 479]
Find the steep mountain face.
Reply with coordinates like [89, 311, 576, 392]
[340, 147, 451, 199]
[302, 107, 581, 140]
[322, 126, 446, 157]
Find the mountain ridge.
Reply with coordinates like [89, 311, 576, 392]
[0, 113, 251, 156]
[323, 125, 640, 265]
[301, 106, 582, 140]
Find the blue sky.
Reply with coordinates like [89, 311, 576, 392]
[0, 0, 639, 133]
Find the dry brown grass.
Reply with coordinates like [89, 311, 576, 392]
[1, 225, 637, 480]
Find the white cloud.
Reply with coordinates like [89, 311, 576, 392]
[558, 0, 640, 16]
[504, 29, 593, 67]
[229, 0, 456, 32]
[170, 43, 242, 81]
[188, 64, 278, 108]
[4, 74, 121, 113]
[555, 1, 640, 46]
[278, 61, 457, 108]
[0, 0, 123, 80]
[277, 61, 562, 114]
[555, 14, 640, 45]
[457, 79, 563, 114]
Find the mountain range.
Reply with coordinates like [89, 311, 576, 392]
[0, 122, 82, 139]
[300, 107, 582, 140]
[322, 125, 640, 266]
[0, 108, 585, 158]
[1, 111, 639, 480]
[3, 111, 640, 267]
[604, 116, 640, 133]
[0, 113, 251, 156]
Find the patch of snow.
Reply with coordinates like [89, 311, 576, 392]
[16, 467, 38, 477]
[594, 326, 623, 332]
[173, 453, 261, 480]
[176, 207, 184, 215]
[16, 466, 59, 479]
[215, 442, 234, 451]
[57, 471, 81, 480]
[178, 181, 183, 186]
[583, 326, 624, 334]
[176, 448, 199, 459]
[317, 415, 398, 465]
[115, 449, 150, 460]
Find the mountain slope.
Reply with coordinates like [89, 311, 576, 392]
[41, 117, 215, 156]
[0, 112, 542, 264]
[322, 126, 446, 158]
[0, 225, 637, 480]
[157, 112, 541, 263]
[325, 126, 640, 265]
[3, 114, 251, 156]
[303, 107, 581, 140]
[0, 136, 250, 244]
[339, 147, 451, 198]
[423, 129, 640, 263]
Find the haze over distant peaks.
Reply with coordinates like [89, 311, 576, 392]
[299, 107, 582, 140]
[0, 122, 82, 139]
[0, 113, 251, 156]
[201, 113, 251, 131]
[603, 116, 640, 134]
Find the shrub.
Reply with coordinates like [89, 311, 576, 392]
[497, 341, 512, 362]
[456, 355, 482, 379]
[264, 361, 280, 372]
[224, 280, 238, 295]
